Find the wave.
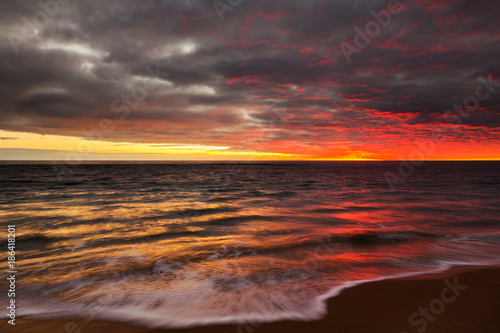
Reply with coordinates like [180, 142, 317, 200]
[344, 231, 439, 246]
[207, 196, 238, 203]
[243, 190, 297, 198]
[309, 208, 346, 213]
[92, 229, 205, 248]
[202, 214, 286, 225]
[254, 230, 441, 252]
[0, 233, 70, 245]
[445, 218, 500, 228]
[447, 232, 500, 243]
[134, 207, 242, 221]
[17, 261, 500, 329]
[173, 206, 241, 218]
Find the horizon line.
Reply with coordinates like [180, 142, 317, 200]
[1, 159, 500, 163]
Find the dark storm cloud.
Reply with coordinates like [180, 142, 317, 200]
[0, 0, 499, 150]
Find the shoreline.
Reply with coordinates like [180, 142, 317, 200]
[3, 264, 500, 333]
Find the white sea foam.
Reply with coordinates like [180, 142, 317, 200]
[17, 259, 500, 329]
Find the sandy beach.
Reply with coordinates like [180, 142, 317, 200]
[4, 265, 500, 333]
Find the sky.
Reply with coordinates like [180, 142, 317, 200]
[0, 0, 499, 161]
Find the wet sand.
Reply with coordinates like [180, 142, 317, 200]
[3, 265, 500, 333]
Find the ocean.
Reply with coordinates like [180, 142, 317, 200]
[1, 161, 500, 328]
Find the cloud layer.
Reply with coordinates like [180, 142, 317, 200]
[1, 0, 499, 159]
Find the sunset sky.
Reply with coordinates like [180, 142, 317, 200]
[0, 0, 499, 160]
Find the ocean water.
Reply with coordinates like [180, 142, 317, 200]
[1, 161, 500, 328]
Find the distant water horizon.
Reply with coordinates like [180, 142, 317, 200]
[1, 161, 500, 328]
[2, 159, 500, 162]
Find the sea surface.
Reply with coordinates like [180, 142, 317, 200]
[1, 161, 500, 328]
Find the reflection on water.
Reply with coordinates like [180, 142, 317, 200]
[1, 162, 500, 327]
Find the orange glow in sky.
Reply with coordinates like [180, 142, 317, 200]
[1, 129, 498, 161]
